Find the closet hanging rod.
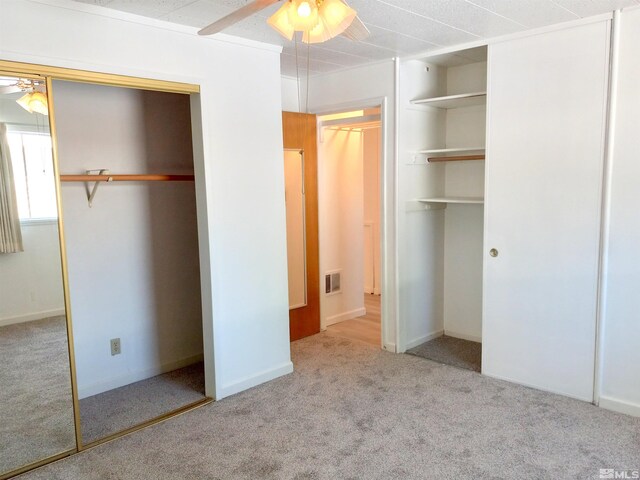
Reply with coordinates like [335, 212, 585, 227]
[60, 174, 195, 182]
[428, 155, 485, 162]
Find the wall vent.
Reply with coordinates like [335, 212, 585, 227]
[325, 271, 341, 294]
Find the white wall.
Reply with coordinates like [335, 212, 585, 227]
[599, 6, 640, 417]
[0, 222, 65, 326]
[308, 61, 397, 350]
[1, 0, 291, 400]
[363, 127, 381, 295]
[281, 76, 300, 112]
[318, 128, 365, 327]
[53, 81, 203, 398]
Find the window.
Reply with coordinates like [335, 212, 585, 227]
[7, 131, 57, 220]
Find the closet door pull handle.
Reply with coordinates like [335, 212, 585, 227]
[489, 248, 499, 258]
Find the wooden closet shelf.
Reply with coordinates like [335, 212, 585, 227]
[60, 174, 195, 182]
[428, 154, 485, 162]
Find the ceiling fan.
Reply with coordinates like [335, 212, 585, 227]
[197, 0, 370, 44]
[0, 78, 42, 95]
[0, 78, 49, 115]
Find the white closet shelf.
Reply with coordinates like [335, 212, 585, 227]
[417, 196, 484, 205]
[410, 92, 487, 109]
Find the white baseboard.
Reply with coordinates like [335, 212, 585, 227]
[444, 329, 482, 343]
[0, 308, 65, 328]
[383, 342, 396, 352]
[405, 329, 444, 350]
[599, 396, 640, 417]
[78, 353, 204, 399]
[217, 361, 294, 400]
[324, 307, 367, 327]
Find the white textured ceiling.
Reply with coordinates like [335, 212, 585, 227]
[73, 0, 638, 76]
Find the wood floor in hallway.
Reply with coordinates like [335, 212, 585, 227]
[325, 294, 381, 347]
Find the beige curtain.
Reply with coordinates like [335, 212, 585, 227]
[0, 123, 23, 253]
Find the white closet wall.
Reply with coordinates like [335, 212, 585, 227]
[483, 20, 610, 401]
[599, 6, 640, 417]
[54, 81, 203, 398]
[398, 59, 445, 349]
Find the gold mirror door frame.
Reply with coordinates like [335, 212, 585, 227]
[0, 59, 212, 479]
[282, 112, 320, 341]
[0, 70, 78, 480]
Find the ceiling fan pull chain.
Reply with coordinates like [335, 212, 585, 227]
[305, 39, 310, 114]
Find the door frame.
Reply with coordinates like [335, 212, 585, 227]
[309, 97, 392, 351]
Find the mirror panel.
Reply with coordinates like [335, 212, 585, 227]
[0, 75, 76, 476]
[284, 149, 307, 309]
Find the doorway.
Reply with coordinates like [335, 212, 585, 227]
[316, 109, 382, 347]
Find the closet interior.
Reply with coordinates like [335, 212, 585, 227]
[52, 79, 208, 445]
[401, 47, 487, 371]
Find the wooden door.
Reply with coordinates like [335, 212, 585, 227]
[282, 112, 320, 341]
[483, 21, 610, 401]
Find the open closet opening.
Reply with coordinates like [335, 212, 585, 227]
[316, 108, 382, 347]
[52, 80, 208, 445]
[401, 46, 487, 372]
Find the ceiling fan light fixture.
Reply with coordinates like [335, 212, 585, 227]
[268, 1, 295, 40]
[302, 17, 332, 44]
[16, 91, 49, 116]
[319, 0, 356, 36]
[287, 0, 320, 31]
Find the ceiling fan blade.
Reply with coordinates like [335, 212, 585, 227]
[341, 16, 370, 41]
[0, 85, 22, 94]
[198, 0, 281, 36]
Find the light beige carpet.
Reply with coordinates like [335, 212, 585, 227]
[79, 362, 206, 444]
[16, 332, 640, 480]
[0, 317, 75, 475]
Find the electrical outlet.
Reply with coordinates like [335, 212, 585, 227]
[110, 338, 121, 356]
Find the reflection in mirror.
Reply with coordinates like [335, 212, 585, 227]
[0, 76, 76, 475]
[284, 149, 307, 309]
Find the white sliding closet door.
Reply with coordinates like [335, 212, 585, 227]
[483, 21, 610, 401]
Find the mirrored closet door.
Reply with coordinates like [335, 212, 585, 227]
[0, 74, 76, 477]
